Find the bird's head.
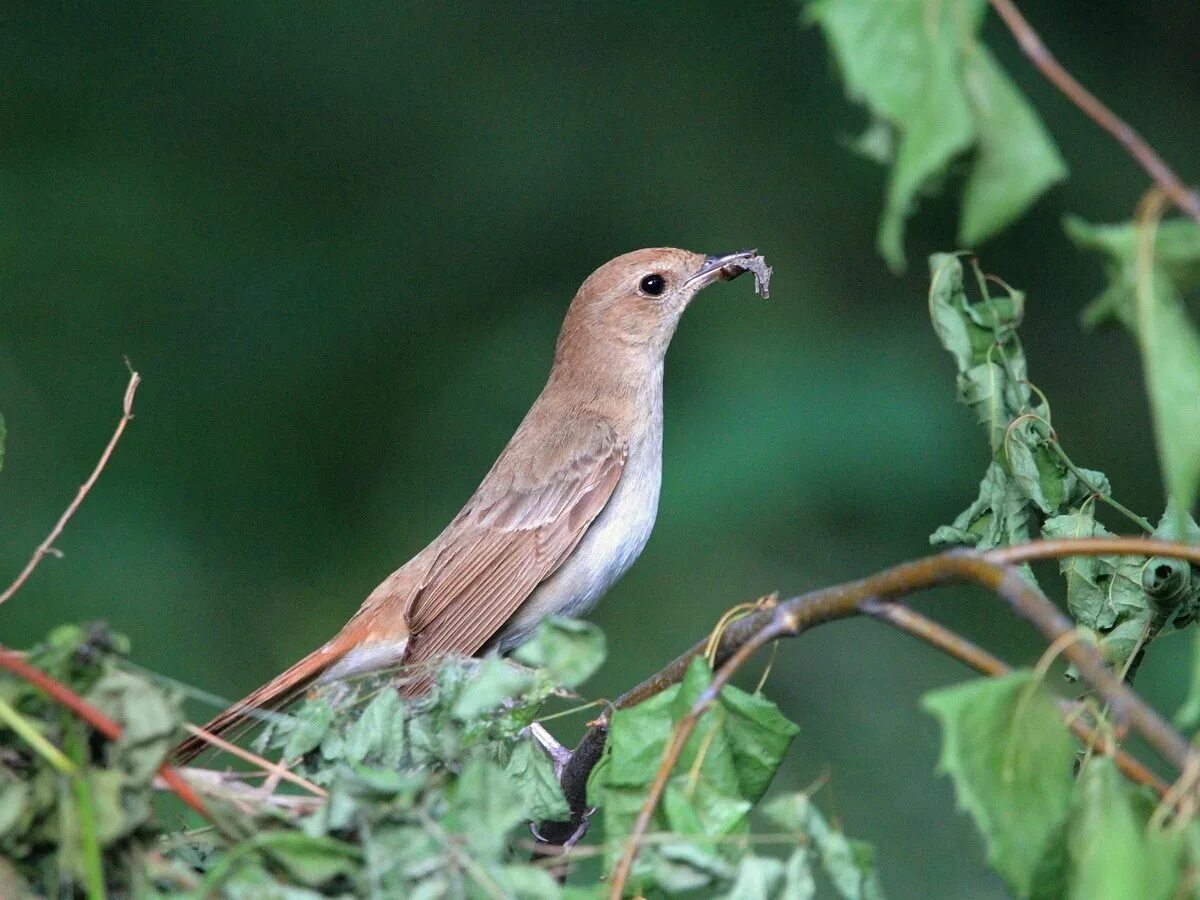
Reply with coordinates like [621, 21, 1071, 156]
[556, 248, 768, 367]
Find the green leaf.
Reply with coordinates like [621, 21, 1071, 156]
[719, 684, 801, 802]
[762, 793, 885, 900]
[590, 657, 797, 880]
[958, 47, 1066, 246]
[1068, 216, 1200, 515]
[84, 670, 179, 784]
[513, 617, 606, 688]
[922, 672, 1074, 896]
[343, 687, 406, 767]
[0, 413, 5, 474]
[496, 863, 563, 899]
[282, 701, 334, 760]
[450, 655, 534, 720]
[1065, 758, 1182, 900]
[722, 855, 784, 899]
[1176, 627, 1200, 729]
[504, 735, 570, 823]
[255, 831, 362, 889]
[806, 0, 1063, 270]
[445, 758, 527, 861]
[779, 849, 817, 900]
[651, 842, 734, 893]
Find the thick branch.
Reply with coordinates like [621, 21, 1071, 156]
[987, 0, 1200, 223]
[863, 600, 1168, 797]
[597, 544, 1196, 896]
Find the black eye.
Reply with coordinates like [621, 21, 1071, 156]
[639, 273, 666, 296]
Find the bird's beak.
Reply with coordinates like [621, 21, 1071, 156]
[683, 249, 760, 291]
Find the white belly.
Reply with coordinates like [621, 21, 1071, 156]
[492, 424, 662, 652]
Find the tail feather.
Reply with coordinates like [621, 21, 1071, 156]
[173, 642, 342, 765]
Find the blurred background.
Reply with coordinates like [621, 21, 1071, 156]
[3, 2, 1199, 895]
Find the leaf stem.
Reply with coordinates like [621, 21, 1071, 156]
[0, 695, 76, 774]
[65, 722, 107, 900]
[1044, 439, 1154, 533]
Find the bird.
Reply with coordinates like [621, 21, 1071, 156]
[174, 247, 770, 763]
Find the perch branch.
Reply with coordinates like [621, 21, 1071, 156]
[987, 0, 1200, 223]
[603, 543, 1196, 897]
[0, 645, 212, 822]
[862, 600, 1168, 797]
[0, 368, 142, 606]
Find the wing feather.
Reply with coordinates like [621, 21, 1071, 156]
[403, 419, 625, 664]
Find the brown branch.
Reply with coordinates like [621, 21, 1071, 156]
[0, 645, 212, 822]
[540, 535, 1200, 853]
[602, 545, 1195, 897]
[862, 600, 1168, 797]
[987, 537, 1200, 567]
[987, 0, 1200, 223]
[0, 368, 142, 606]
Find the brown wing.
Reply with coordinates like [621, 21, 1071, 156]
[402, 418, 626, 665]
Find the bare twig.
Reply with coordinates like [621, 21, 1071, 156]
[169, 769, 325, 815]
[0, 645, 212, 822]
[987, 0, 1200, 223]
[179, 723, 327, 799]
[0, 369, 142, 606]
[604, 544, 1197, 897]
[863, 601, 1168, 797]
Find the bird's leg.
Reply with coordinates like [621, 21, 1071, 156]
[525, 721, 598, 853]
[527, 722, 572, 777]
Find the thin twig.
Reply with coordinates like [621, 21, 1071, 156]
[987, 0, 1200, 223]
[0, 645, 212, 822]
[863, 601, 1168, 797]
[179, 723, 328, 799]
[0, 368, 142, 606]
[169, 769, 325, 815]
[604, 545, 1196, 897]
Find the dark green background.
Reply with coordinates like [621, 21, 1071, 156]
[3, 3, 1198, 895]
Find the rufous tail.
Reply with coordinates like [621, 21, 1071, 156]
[172, 641, 343, 765]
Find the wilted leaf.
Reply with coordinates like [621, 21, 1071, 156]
[806, 0, 1063, 269]
[1041, 510, 1144, 632]
[923, 672, 1074, 896]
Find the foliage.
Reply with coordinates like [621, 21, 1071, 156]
[927, 252, 1200, 672]
[804, 0, 1066, 270]
[923, 672, 1195, 899]
[0, 621, 881, 898]
[5, 3, 1200, 899]
[1067, 216, 1200, 519]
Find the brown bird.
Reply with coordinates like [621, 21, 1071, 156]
[174, 247, 770, 763]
